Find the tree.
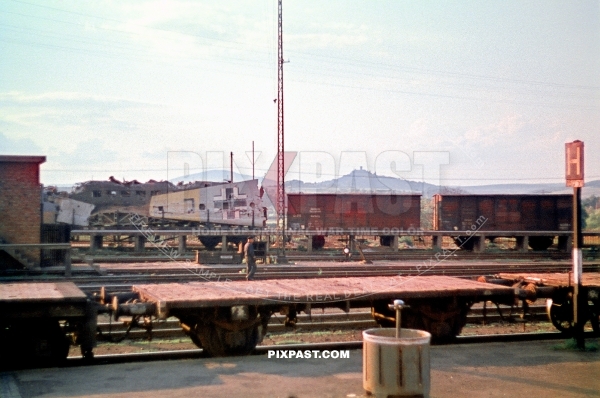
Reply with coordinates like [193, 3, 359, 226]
[585, 209, 600, 231]
[583, 195, 599, 209]
[582, 195, 599, 230]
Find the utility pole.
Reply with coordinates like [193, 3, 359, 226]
[277, 0, 287, 261]
[566, 140, 585, 349]
[230, 152, 233, 183]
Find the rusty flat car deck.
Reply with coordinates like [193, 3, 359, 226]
[0, 282, 88, 318]
[133, 275, 512, 313]
[498, 272, 600, 288]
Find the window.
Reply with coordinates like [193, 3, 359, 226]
[184, 199, 195, 213]
[121, 190, 131, 197]
[199, 204, 206, 210]
[92, 190, 102, 198]
[106, 190, 117, 196]
[135, 191, 146, 197]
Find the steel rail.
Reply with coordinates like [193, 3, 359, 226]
[4, 261, 598, 285]
[94, 305, 550, 341]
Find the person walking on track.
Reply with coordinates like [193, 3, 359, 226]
[244, 236, 256, 280]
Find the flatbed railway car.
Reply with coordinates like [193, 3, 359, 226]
[0, 282, 96, 367]
[287, 193, 421, 249]
[124, 275, 512, 355]
[0, 275, 513, 364]
[433, 194, 573, 250]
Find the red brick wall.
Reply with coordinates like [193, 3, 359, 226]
[0, 161, 42, 264]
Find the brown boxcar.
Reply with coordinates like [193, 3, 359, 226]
[433, 194, 572, 250]
[287, 193, 421, 242]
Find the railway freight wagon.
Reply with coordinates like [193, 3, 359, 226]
[433, 194, 572, 250]
[287, 193, 421, 249]
[0, 276, 516, 366]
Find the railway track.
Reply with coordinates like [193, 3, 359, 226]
[2, 260, 598, 296]
[95, 305, 551, 341]
[68, 249, 578, 264]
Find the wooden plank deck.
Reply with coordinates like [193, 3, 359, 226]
[134, 275, 512, 310]
[497, 272, 600, 288]
[0, 282, 89, 319]
[0, 282, 87, 303]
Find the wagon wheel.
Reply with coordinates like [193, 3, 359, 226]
[1, 320, 71, 366]
[379, 235, 393, 247]
[371, 300, 470, 343]
[196, 324, 260, 356]
[528, 236, 554, 251]
[414, 301, 471, 343]
[547, 298, 574, 334]
[188, 312, 271, 357]
[187, 327, 203, 349]
[199, 236, 220, 250]
[312, 235, 326, 250]
[548, 298, 600, 336]
[453, 236, 475, 251]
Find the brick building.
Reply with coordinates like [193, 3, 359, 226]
[0, 155, 46, 268]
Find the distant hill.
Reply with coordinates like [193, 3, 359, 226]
[50, 169, 600, 198]
[286, 168, 431, 195]
[285, 169, 600, 198]
[457, 180, 600, 197]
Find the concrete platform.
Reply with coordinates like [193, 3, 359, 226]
[2, 339, 599, 397]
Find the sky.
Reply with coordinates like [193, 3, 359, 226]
[1, 0, 598, 189]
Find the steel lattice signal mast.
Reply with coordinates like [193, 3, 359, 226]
[277, 0, 286, 255]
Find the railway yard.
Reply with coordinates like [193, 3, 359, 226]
[2, 156, 600, 398]
[1, 258, 599, 398]
[3, 0, 600, 395]
[1, 257, 599, 359]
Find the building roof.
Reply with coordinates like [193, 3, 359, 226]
[0, 155, 46, 164]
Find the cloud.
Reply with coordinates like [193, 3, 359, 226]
[55, 139, 119, 167]
[101, 1, 269, 62]
[0, 91, 164, 148]
[0, 131, 43, 154]
[462, 114, 535, 147]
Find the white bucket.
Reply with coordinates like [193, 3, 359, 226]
[363, 328, 431, 398]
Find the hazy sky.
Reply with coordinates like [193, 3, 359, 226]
[1, 0, 598, 187]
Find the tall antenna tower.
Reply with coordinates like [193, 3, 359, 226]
[276, 0, 286, 258]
